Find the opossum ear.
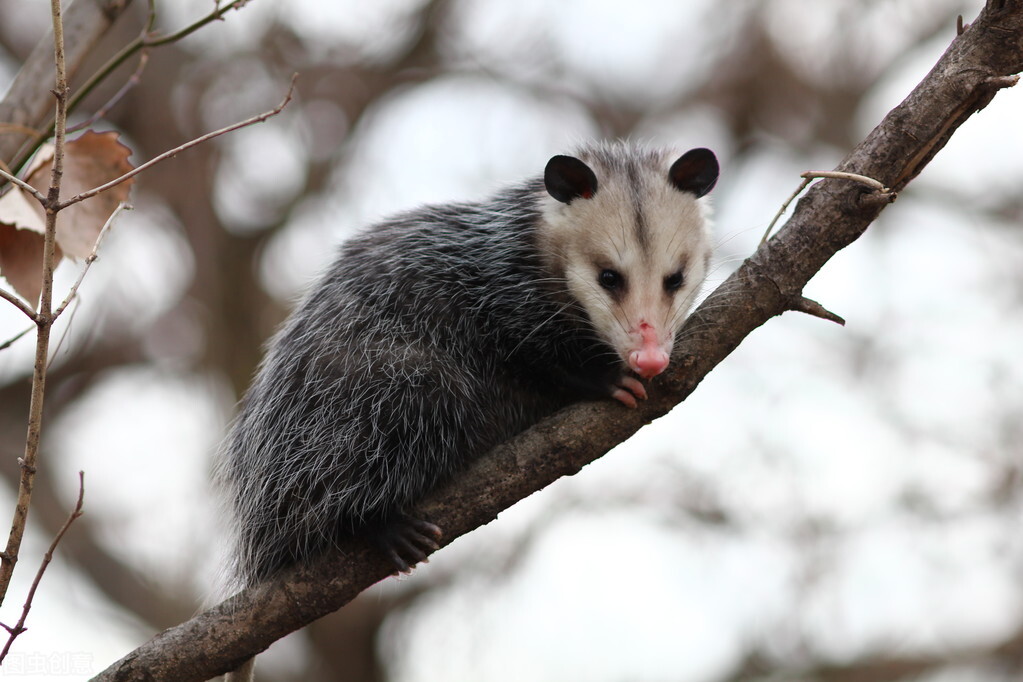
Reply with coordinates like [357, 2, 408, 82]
[545, 155, 598, 204]
[669, 148, 719, 198]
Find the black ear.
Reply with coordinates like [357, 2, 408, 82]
[544, 155, 598, 204]
[668, 148, 719, 198]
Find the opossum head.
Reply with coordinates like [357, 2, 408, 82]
[539, 144, 718, 379]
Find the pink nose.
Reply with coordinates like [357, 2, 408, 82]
[629, 349, 670, 378]
[629, 321, 670, 378]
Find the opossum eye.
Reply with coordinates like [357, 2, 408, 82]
[598, 269, 623, 290]
[664, 270, 684, 292]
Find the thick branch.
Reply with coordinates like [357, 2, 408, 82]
[93, 2, 1023, 680]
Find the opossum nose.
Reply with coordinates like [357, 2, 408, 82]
[629, 349, 670, 378]
[629, 322, 670, 378]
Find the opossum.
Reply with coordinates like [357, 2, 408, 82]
[219, 141, 719, 588]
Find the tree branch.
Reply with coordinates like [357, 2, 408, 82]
[93, 2, 1023, 679]
[56, 75, 297, 211]
[0, 471, 85, 662]
[0, 0, 290, 613]
[1, 1, 254, 180]
[0, 0, 135, 172]
[51, 202, 128, 320]
[0, 289, 38, 323]
[0, 0, 72, 609]
[0, 166, 48, 204]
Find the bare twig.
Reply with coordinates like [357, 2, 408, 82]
[0, 289, 38, 322]
[7, 0, 253, 177]
[45, 201, 131, 366]
[0, 165, 48, 204]
[0, 326, 34, 352]
[0, 0, 133, 175]
[0, 0, 70, 608]
[800, 169, 890, 191]
[789, 296, 846, 325]
[47, 296, 81, 369]
[52, 202, 130, 320]
[0, 0, 262, 657]
[67, 52, 150, 135]
[759, 177, 810, 245]
[57, 74, 298, 210]
[0, 0, 269, 611]
[0, 472, 85, 663]
[759, 170, 891, 244]
[43, 201, 130, 365]
[0, 123, 42, 143]
[142, 0, 250, 48]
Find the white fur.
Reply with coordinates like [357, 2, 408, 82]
[538, 144, 713, 371]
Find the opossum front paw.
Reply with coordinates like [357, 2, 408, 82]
[609, 375, 648, 408]
[372, 516, 443, 574]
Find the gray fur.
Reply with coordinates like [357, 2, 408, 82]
[218, 141, 716, 587]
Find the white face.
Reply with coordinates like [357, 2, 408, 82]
[539, 148, 713, 378]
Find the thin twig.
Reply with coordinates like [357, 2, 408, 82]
[0, 165, 47, 204]
[0, 123, 41, 141]
[57, 74, 298, 210]
[46, 203, 131, 366]
[47, 290, 82, 368]
[52, 202, 130, 320]
[760, 170, 891, 244]
[0, 472, 85, 663]
[799, 169, 889, 192]
[760, 178, 810, 245]
[0, 288, 38, 321]
[11, 0, 253, 177]
[67, 52, 149, 135]
[144, 0, 157, 34]
[789, 296, 846, 326]
[0, 0, 69, 608]
[143, 0, 250, 48]
[1, 154, 32, 197]
[0, 326, 34, 352]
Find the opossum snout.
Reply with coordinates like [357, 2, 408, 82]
[629, 348, 670, 378]
[627, 322, 671, 378]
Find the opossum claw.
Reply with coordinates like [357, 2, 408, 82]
[610, 376, 647, 408]
[374, 516, 443, 574]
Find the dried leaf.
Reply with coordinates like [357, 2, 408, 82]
[0, 131, 133, 307]
[0, 173, 49, 306]
[0, 223, 62, 307]
[23, 131, 135, 259]
[0, 182, 46, 233]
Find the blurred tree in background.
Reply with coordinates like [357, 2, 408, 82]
[1, 1, 1022, 680]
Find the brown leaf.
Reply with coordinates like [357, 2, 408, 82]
[0, 131, 133, 307]
[0, 179, 46, 233]
[0, 171, 49, 306]
[23, 131, 135, 259]
[0, 223, 62, 307]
